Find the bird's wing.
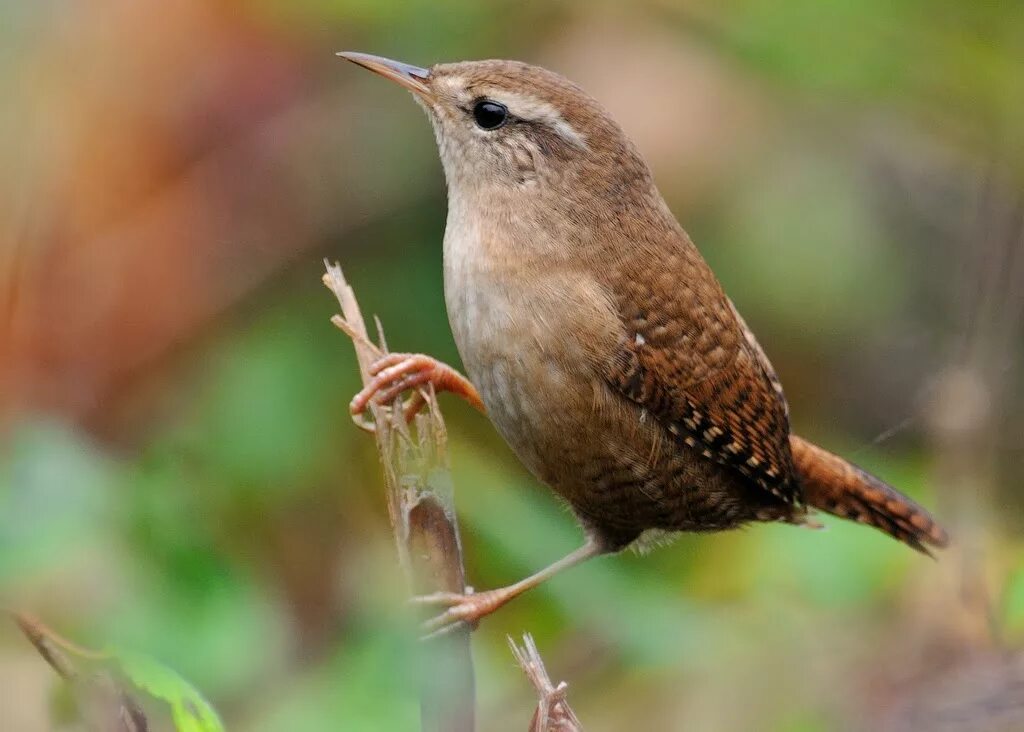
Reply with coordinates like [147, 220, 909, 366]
[601, 236, 800, 504]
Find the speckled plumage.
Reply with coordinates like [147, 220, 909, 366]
[343, 54, 948, 579]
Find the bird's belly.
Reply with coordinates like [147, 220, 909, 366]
[446, 269, 607, 489]
[471, 349, 580, 485]
[473, 348, 759, 543]
[445, 267, 766, 544]
[448, 288, 567, 475]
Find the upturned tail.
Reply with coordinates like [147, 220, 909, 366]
[790, 435, 949, 555]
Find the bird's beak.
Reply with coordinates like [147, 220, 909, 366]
[336, 51, 432, 98]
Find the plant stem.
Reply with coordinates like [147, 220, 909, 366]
[323, 261, 475, 732]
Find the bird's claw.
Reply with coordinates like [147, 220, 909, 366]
[412, 587, 506, 640]
[350, 353, 440, 423]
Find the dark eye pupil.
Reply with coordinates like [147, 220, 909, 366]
[473, 100, 508, 129]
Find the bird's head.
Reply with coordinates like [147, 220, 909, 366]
[338, 52, 653, 207]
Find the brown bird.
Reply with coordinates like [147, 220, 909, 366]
[338, 52, 949, 634]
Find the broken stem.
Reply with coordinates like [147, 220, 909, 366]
[323, 260, 475, 732]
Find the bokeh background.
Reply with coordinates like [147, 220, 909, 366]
[2, 1, 1023, 730]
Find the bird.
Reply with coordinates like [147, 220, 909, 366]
[337, 51, 949, 635]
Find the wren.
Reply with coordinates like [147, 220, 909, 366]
[338, 52, 949, 635]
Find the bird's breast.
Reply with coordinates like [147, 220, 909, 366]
[442, 222, 620, 485]
[443, 260, 574, 473]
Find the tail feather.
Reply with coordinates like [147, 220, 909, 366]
[790, 435, 949, 555]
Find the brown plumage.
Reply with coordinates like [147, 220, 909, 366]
[339, 52, 949, 633]
[791, 436, 949, 554]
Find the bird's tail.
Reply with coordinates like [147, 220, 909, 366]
[790, 434, 949, 554]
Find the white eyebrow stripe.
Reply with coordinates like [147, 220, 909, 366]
[436, 75, 465, 94]
[488, 90, 589, 151]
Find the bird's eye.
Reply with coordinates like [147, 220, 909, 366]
[472, 100, 508, 130]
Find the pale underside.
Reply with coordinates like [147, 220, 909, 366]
[442, 195, 797, 551]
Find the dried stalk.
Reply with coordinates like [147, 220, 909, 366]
[13, 613, 148, 732]
[322, 261, 474, 732]
[509, 634, 583, 732]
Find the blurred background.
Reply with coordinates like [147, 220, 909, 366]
[1, 0, 1022, 729]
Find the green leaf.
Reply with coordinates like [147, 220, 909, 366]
[108, 648, 225, 732]
[1004, 564, 1024, 638]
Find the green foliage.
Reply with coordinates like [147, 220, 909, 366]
[190, 300, 347, 495]
[110, 648, 225, 732]
[12, 614, 225, 732]
[249, 626, 419, 732]
[712, 151, 901, 336]
[1003, 560, 1024, 639]
[708, 0, 920, 94]
[774, 711, 830, 732]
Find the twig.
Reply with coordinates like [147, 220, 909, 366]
[12, 612, 149, 732]
[509, 634, 583, 732]
[322, 261, 475, 732]
[13, 612, 82, 680]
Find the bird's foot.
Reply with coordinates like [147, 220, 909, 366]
[413, 587, 513, 639]
[350, 352, 483, 423]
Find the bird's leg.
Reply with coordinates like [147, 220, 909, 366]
[350, 352, 485, 422]
[415, 538, 604, 638]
